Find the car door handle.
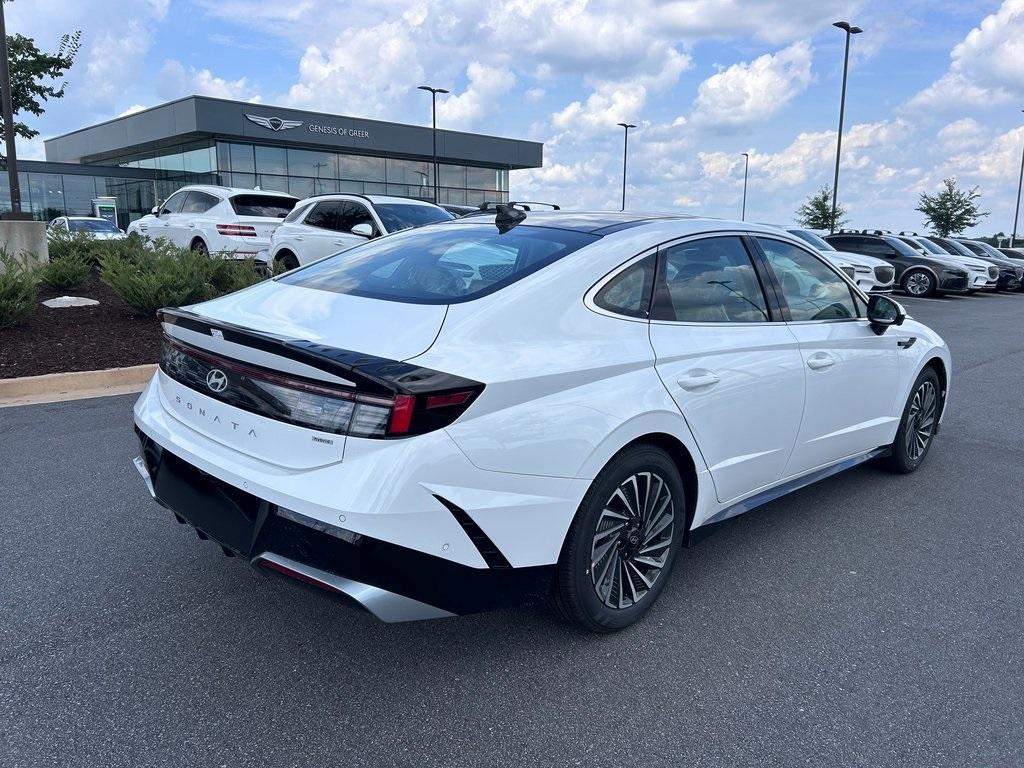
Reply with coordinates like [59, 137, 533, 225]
[294, 236, 304, 241]
[677, 371, 720, 390]
[333, 240, 347, 246]
[806, 353, 836, 371]
[897, 337, 917, 349]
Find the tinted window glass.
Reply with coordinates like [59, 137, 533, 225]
[180, 191, 219, 214]
[284, 201, 314, 224]
[280, 224, 599, 304]
[68, 219, 120, 233]
[229, 194, 296, 218]
[653, 237, 768, 322]
[375, 203, 453, 233]
[757, 238, 857, 321]
[882, 235, 929, 258]
[304, 202, 338, 230]
[336, 201, 375, 233]
[161, 191, 188, 214]
[788, 229, 836, 251]
[916, 238, 948, 255]
[594, 254, 656, 319]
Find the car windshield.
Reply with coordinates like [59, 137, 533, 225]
[883, 236, 931, 258]
[279, 222, 599, 304]
[229, 194, 297, 218]
[965, 240, 1005, 259]
[788, 229, 835, 251]
[68, 219, 119, 233]
[375, 203, 453, 233]
[933, 238, 976, 258]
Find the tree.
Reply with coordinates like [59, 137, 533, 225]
[795, 185, 848, 231]
[915, 177, 989, 237]
[0, 30, 82, 149]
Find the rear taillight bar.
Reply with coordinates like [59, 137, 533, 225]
[216, 223, 258, 237]
[161, 336, 482, 438]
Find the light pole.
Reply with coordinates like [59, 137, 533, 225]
[312, 161, 326, 195]
[830, 20, 862, 234]
[418, 85, 449, 204]
[617, 122, 636, 211]
[0, 0, 24, 218]
[740, 152, 750, 221]
[1012, 109, 1024, 248]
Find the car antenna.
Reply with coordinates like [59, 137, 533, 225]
[494, 203, 527, 233]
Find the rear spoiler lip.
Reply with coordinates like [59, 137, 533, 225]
[157, 307, 481, 396]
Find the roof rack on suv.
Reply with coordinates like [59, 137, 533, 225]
[898, 230, 919, 236]
[861, 229, 891, 235]
[478, 201, 561, 211]
[837, 228, 861, 234]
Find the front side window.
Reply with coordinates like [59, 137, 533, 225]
[304, 202, 339, 230]
[335, 201, 375, 234]
[160, 191, 188, 214]
[652, 236, 769, 323]
[757, 237, 857, 321]
[279, 223, 599, 304]
[180, 191, 219, 214]
[594, 254, 656, 319]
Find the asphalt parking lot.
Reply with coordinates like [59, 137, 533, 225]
[2, 291, 1023, 768]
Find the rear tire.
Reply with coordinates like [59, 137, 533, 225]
[190, 238, 209, 257]
[884, 367, 940, 474]
[276, 252, 300, 272]
[552, 444, 685, 633]
[901, 269, 935, 297]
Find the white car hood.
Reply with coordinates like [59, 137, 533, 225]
[184, 279, 447, 362]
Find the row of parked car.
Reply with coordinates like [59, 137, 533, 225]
[46, 184, 1024, 303]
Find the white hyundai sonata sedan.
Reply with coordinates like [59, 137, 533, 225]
[133, 208, 951, 632]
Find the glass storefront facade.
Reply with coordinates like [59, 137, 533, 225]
[4, 138, 512, 227]
[113, 139, 510, 206]
[0, 168, 162, 229]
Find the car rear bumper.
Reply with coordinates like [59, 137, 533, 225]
[134, 426, 555, 620]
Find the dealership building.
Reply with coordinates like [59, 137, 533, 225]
[0, 95, 543, 228]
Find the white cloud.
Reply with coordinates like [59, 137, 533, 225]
[908, 0, 1024, 109]
[80, 20, 152, 110]
[157, 60, 262, 103]
[947, 126, 1024, 182]
[937, 118, 988, 152]
[437, 63, 516, 129]
[525, 88, 546, 102]
[692, 41, 813, 127]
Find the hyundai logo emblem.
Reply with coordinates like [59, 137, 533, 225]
[206, 369, 228, 393]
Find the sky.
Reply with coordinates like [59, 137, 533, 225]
[7, 0, 1024, 236]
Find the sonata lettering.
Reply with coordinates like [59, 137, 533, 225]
[173, 395, 255, 437]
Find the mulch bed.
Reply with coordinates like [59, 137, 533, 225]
[0, 269, 163, 379]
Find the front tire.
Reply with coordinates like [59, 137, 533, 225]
[552, 444, 685, 632]
[884, 367, 940, 474]
[902, 269, 935, 297]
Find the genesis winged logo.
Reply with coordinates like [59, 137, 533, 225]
[245, 114, 303, 132]
[205, 368, 229, 393]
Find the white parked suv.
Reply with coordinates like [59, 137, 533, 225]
[133, 209, 950, 632]
[128, 185, 297, 260]
[269, 194, 453, 270]
[788, 228, 895, 293]
[47, 216, 126, 240]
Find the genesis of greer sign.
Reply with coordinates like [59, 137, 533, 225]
[245, 113, 370, 141]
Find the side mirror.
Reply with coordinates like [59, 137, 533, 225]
[351, 222, 374, 238]
[867, 294, 906, 335]
[151, 206, 161, 216]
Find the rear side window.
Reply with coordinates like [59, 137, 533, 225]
[229, 194, 297, 218]
[652, 236, 769, 323]
[279, 223, 599, 304]
[283, 201, 313, 223]
[594, 254, 655, 318]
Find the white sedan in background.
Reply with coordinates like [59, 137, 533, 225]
[47, 216, 126, 240]
[269, 194, 453, 270]
[788, 228, 895, 293]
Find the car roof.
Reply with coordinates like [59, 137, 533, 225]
[66, 216, 110, 221]
[290, 193, 445, 208]
[173, 184, 297, 199]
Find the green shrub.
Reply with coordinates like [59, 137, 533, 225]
[100, 245, 216, 317]
[47, 230, 95, 265]
[39, 252, 90, 291]
[208, 255, 270, 295]
[0, 250, 38, 330]
[88, 232, 150, 265]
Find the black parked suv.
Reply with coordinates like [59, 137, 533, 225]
[954, 238, 1024, 291]
[825, 231, 970, 297]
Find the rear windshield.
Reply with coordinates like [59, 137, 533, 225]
[229, 194, 297, 218]
[279, 223, 599, 304]
[69, 219, 120, 233]
[375, 203, 453, 233]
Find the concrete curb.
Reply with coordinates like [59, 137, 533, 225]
[0, 364, 157, 408]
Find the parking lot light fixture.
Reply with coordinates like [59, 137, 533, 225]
[617, 122, 636, 211]
[830, 21, 862, 234]
[1012, 109, 1024, 248]
[418, 85, 450, 204]
[741, 152, 750, 221]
